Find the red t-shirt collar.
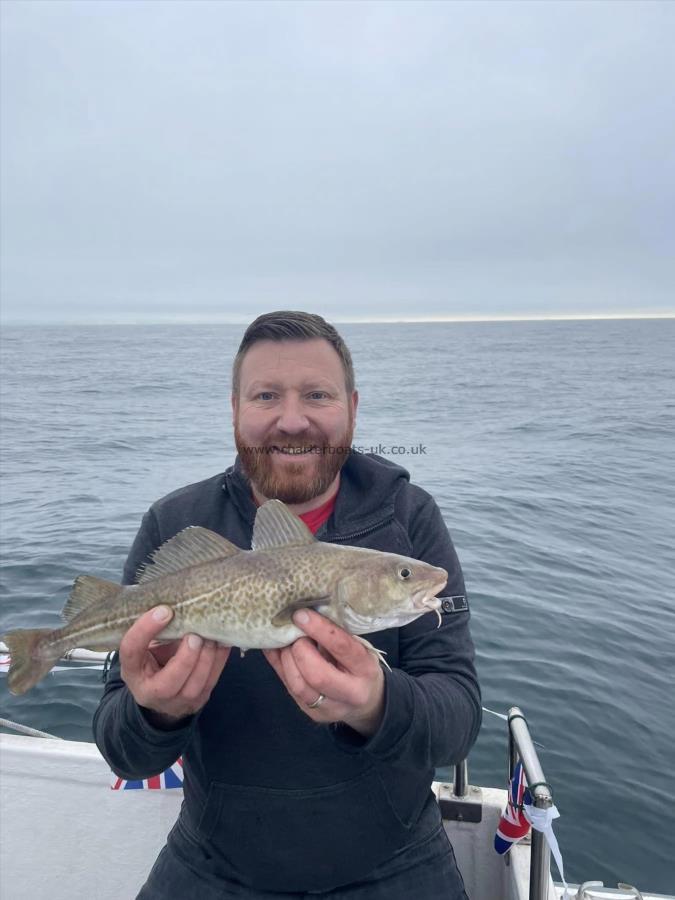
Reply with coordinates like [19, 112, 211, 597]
[251, 490, 338, 535]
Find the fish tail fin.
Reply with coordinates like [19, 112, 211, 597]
[2, 628, 59, 695]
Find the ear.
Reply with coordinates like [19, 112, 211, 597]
[231, 393, 238, 427]
[351, 390, 359, 419]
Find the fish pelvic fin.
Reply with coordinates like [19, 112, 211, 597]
[2, 628, 59, 696]
[252, 500, 316, 550]
[353, 636, 392, 672]
[62, 575, 121, 622]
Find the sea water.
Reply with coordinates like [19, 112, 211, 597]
[1, 320, 673, 892]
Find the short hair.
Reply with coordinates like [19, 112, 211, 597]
[232, 311, 355, 395]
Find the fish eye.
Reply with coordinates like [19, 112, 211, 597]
[398, 566, 412, 580]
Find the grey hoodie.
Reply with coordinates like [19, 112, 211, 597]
[93, 452, 481, 893]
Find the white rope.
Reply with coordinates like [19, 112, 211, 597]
[0, 717, 62, 740]
[0, 641, 109, 663]
[482, 705, 508, 721]
[524, 803, 571, 900]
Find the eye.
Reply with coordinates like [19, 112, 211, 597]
[308, 391, 329, 400]
[398, 566, 412, 580]
[255, 392, 275, 401]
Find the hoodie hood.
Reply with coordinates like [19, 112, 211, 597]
[222, 452, 411, 539]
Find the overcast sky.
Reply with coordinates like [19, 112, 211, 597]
[1, 0, 673, 323]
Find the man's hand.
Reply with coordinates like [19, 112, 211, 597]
[262, 610, 385, 738]
[119, 605, 231, 729]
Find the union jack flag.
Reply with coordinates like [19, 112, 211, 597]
[494, 760, 531, 854]
[111, 757, 183, 790]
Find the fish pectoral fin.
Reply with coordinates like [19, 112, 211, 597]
[62, 576, 121, 622]
[136, 527, 242, 583]
[251, 500, 317, 550]
[271, 596, 331, 627]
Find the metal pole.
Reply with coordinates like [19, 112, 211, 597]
[508, 707, 553, 900]
[508, 725, 517, 781]
[529, 829, 551, 900]
[453, 759, 468, 797]
[508, 708, 549, 791]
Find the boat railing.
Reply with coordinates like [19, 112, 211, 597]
[452, 705, 554, 900]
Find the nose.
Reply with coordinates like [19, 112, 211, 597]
[276, 396, 310, 435]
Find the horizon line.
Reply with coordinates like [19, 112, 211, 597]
[1, 312, 674, 326]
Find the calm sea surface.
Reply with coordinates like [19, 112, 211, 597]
[1, 321, 674, 892]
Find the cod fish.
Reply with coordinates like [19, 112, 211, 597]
[2, 499, 447, 696]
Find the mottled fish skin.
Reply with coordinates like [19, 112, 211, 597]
[1, 500, 448, 695]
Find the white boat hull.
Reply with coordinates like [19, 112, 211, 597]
[0, 732, 552, 900]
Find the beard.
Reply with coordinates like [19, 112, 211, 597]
[234, 418, 355, 504]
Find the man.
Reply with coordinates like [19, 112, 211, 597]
[93, 311, 481, 899]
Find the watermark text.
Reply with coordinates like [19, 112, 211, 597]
[239, 443, 427, 457]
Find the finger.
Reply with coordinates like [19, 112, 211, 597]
[178, 639, 218, 702]
[149, 639, 182, 667]
[261, 649, 287, 686]
[292, 610, 371, 676]
[146, 633, 205, 701]
[290, 637, 360, 706]
[279, 643, 316, 704]
[317, 644, 339, 667]
[264, 647, 319, 703]
[213, 643, 232, 670]
[192, 642, 231, 703]
[207, 644, 232, 687]
[120, 606, 174, 677]
[198, 644, 232, 708]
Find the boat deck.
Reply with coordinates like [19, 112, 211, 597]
[2, 733, 671, 900]
[1, 732, 540, 900]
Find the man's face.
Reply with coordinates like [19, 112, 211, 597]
[232, 338, 358, 504]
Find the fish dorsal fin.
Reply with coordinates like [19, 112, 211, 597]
[136, 527, 241, 584]
[62, 575, 120, 622]
[252, 500, 316, 550]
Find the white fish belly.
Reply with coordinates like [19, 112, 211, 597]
[182, 621, 305, 651]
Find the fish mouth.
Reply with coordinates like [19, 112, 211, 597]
[412, 574, 448, 610]
[412, 575, 448, 626]
[413, 591, 442, 612]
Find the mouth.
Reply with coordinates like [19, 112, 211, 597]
[270, 445, 318, 457]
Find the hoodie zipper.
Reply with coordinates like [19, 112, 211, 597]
[320, 516, 393, 544]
